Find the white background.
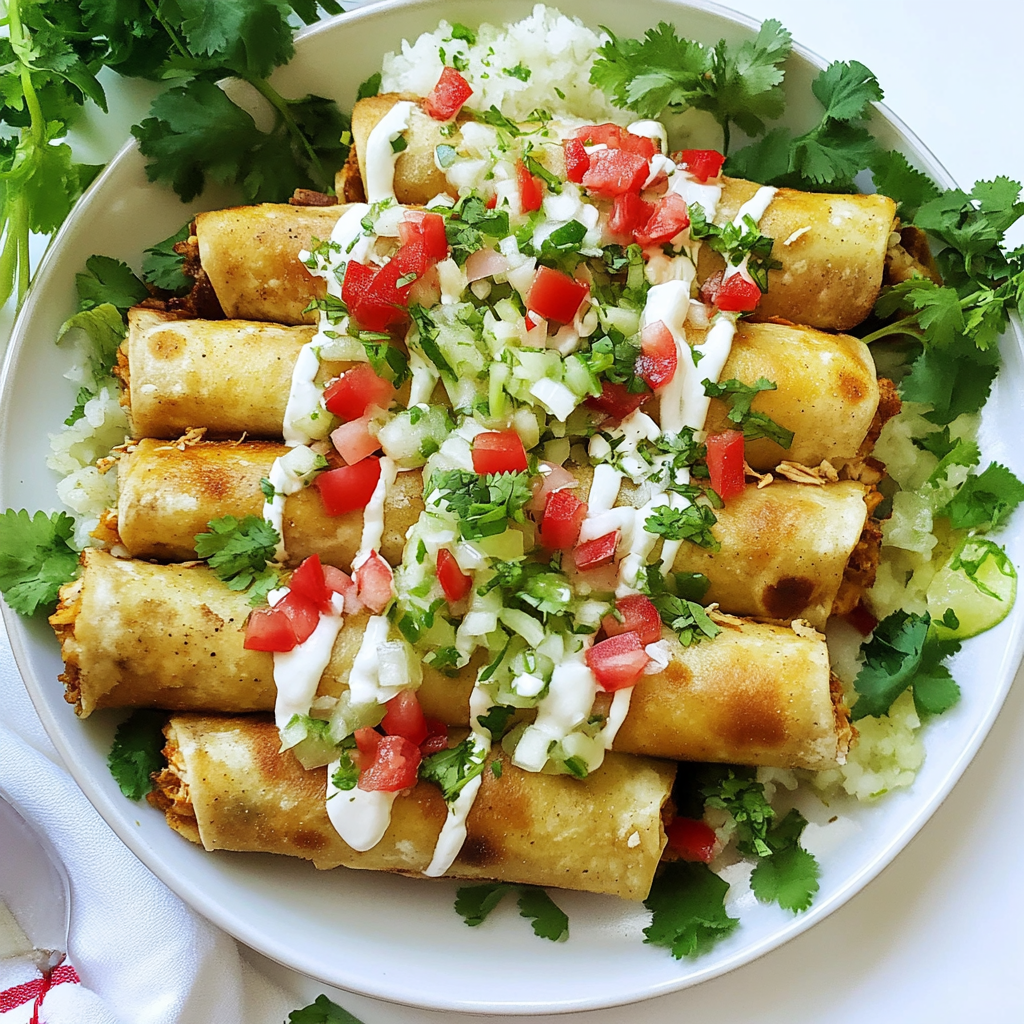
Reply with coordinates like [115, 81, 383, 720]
[3, 0, 1024, 1020]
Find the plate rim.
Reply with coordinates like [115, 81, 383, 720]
[2, 0, 1023, 1012]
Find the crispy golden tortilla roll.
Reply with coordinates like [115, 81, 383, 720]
[194, 204, 345, 325]
[52, 552, 850, 769]
[151, 715, 674, 899]
[347, 95, 896, 331]
[115, 438, 423, 567]
[694, 320, 880, 470]
[113, 441, 872, 626]
[120, 313, 881, 470]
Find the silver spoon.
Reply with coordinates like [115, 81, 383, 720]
[0, 789, 70, 975]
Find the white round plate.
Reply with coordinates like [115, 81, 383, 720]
[2, 0, 1023, 1013]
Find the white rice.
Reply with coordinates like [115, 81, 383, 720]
[380, 4, 625, 124]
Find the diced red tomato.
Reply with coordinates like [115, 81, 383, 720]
[323, 565, 360, 612]
[845, 602, 879, 637]
[705, 429, 746, 502]
[634, 192, 690, 247]
[485, 193, 498, 209]
[382, 689, 429, 746]
[398, 210, 449, 262]
[273, 589, 321, 645]
[585, 380, 651, 420]
[354, 551, 394, 613]
[602, 594, 662, 645]
[538, 488, 588, 550]
[698, 269, 723, 307]
[353, 726, 382, 765]
[635, 320, 678, 390]
[472, 430, 528, 474]
[666, 817, 718, 862]
[677, 149, 726, 182]
[609, 191, 654, 240]
[581, 148, 649, 197]
[714, 273, 762, 312]
[585, 631, 650, 691]
[315, 457, 382, 516]
[573, 530, 619, 571]
[243, 607, 298, 652]
[342, 241, 435, 333]
[563, 137, 589, 183]
[421, 718, 449, 755]
[341, 257, 375, 312]
[423, 66, 473, 121]
[358, 734, 422, 792]
[526, 265, 588, 324]
[517, 161, 544, 213]
[436, 548, 472, 604]
[323, 364, 397, 420]
[331, 415, 381, 465]
[288, 554, 330, 612]
[572, 124, 655, 159]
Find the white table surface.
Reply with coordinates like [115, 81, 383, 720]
[3, 0, 1023, 1020]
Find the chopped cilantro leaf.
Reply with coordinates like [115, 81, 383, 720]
[702, 377, 794, 448]
[640, 565, 719, 646]
[504, 63, 531, 82]
[427, 469, 533, 540]
[474, 104, 521, 136]
[287, 994, 365, 1024]
[330, 749, 359, 792]
[194, 515, 280, 595]
[699, 767, 774, 857]
[420, 737, 486, 801]
[455, 882, 515, 926]
[107, 709, 166, 800]
[0, 509, 80, 616]
[645, 503, 720, 549]
[688, 203, 780, 290]
[643, 861, 739, 959]
[356, 72, 381, 101]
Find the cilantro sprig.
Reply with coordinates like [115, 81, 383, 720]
[591, 20, 792, 153]
[643, 861, 738, 958]
[455, 883, 569, 942]
[108, 709, 166, 801]
[0, 509, 80, 616]
[287, 995, 365, 1024]
[426, 469, 533, 541]
[193, 515, 281, 603]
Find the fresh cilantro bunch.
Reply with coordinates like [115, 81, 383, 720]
[726, 60, 883, 191]
[1, 0, 349, 308]
[591, 20, 792, 153]
[864, 175, 1024, 424]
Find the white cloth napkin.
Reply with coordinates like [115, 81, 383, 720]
[0, 628, 295, 1024]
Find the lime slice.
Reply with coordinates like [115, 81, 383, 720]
[926, 537, 1017, 640]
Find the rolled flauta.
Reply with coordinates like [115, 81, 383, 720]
[119, 310, 883, 470]
[51, 551, 851, 770]
[150, 714, 676, 900]
[347, 94, 897, 331]
[112, 439, 875, 627]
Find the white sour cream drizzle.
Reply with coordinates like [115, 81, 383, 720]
[513, 655, 597, 772]
[642, 278, 693, 433]
[326, 779, 397, 852]
[364, 100, 415, 204]
[354, 456, 397, 567]
[422, 685, 493, 877]
[272, 590, 346, 729]
[347, 614, 406, 706]
[262, 445, 322, 562]
[282, 341, 325, 446]
[723, 186, 777, 281]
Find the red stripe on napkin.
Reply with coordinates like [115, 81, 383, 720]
[1, 962, 79, 1017]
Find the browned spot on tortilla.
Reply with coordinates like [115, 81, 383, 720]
[148, 329, 184, 359]
[457, 834, 502, 867]
[723, 682, 787, 748]
[291, 828, 327, 851]
[661, 657, 695, 689]
[838, 369, 867, 403]
[762, 576, 815, 618]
